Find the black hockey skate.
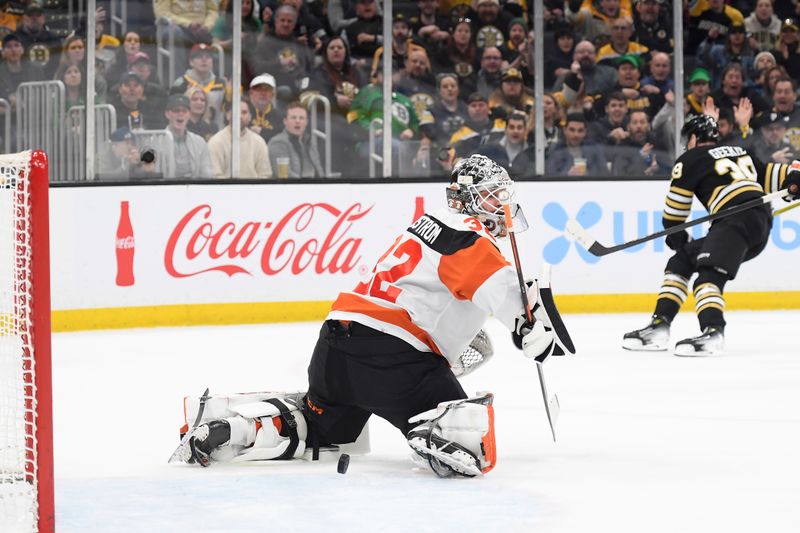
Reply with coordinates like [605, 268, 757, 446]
[622, 315, 670, 351]
[674, 326, 724, 357]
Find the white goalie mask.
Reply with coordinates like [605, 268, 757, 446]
[446, 155, 528, 237]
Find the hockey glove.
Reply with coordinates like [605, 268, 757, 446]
[512, 315, 534, 350]
[786, 162, 800, 199]
[521, 321, 556, 363]
[665, 230, 689, 251]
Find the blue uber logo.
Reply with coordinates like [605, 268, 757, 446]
[542, 201, 602, 265]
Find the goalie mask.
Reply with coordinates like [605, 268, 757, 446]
[446, 155, 528, 237]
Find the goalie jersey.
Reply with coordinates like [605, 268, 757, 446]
[328, 208, 525, 365]
[664, 144, 792, 228]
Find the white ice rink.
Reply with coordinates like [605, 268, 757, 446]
[52, 311, 800, 533]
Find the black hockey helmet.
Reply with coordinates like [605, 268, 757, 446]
[681, 114, 720, 146]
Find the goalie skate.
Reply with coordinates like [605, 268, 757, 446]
[408, 433, 482, 477]
[674, 326, 724, 357]
[622, 315, 670, 351]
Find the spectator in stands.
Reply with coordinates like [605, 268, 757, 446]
[171, 43, 226, 128]
[541, 92, 564, 153]
[56, 34, 108, 101]
[771, 18, 800, 80]
[373, 13, 412, 72]
[208, 97, 272, 178]
[408, 0, 451, 45]
[567, 0, 623, 47]
[283, 0, 327, 52]
[763, 64, 791, 103]
[633, 0, 672, 53]
[751, 111, 794, 163]
[687, 0, 744, 55]
[479, 111, 533, 178]
[129, 52, 168, 113]
[553, 40, 617, 105]
[431, 17, 478, 95]
[588, 91, 629, 147]
[716, 104, 753, 146]
[55, 63, 94, 110]
[97, 127, 161, 180]
[110, 71, 163, 130]
[344, 0, 383, 70]
[546, 112, 607, 176]
[154, 0, 218, 73]
[503, 18, 533, 81]
[641, 51, 674, 96]
[0, 33, 43, 109]
[163, 93, 212, 179]
[106, 31, 145, 88]
[185, 86, 218, 141]
[309, 36, 364, 173]
[609, 109, 669, 176]
[431, 73, 467, 148]
[246, 5, 314, 97]
[684, 69, 711, 120]
[475, 46, 504, 99]
[597, 16, 649, 67]
[614, 54, 663, 118]
[248, 73, 285, 144]
[15, 2, 60, 77]
[544, 24, 575, 90]
[488, 67, 533, 122]
[710, 62, 769, 119]
[750, 50, 777, 101]
[268, 101, 323, 178]
[448, 92, 504, 158]
[212, 0, 262, 51]
[474, 0, 512, 49]
[745, 0, 781, 51]
[697, 22, 756, 89]
[766, 76, 800, 153]
[395, 46, 436, 138]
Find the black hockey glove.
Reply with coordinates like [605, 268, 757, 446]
[665, 230, 689, 251]
[512, 315, 535, 350]
[786, 170, 800, 200]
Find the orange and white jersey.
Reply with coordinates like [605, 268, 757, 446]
[328, 208, 525, 365]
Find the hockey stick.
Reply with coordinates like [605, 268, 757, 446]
[567, 188, 790, 257]
[773, 198, 800, 217]
[502, 202, 560, 442]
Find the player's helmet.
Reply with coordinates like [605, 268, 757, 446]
[446, 155, 522, 237]
[680, 114, 719, 147]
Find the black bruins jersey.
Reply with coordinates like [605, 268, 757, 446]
[663, 144, 791, 228]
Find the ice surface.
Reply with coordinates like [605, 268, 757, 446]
[52, 311, 800, 532]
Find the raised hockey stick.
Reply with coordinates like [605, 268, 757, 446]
[502, 201, 560, 442]
[567, 188, 790, 257]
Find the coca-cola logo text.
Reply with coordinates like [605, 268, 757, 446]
[165, 203, 372, 278]
[116, 236, 135, 249]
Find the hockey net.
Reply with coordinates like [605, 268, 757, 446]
[0, 150, 53, 533]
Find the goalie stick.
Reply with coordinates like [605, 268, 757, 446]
[567, 188, 791, 257]
[502, 201, 560, 441]
[168, 387, 210, 464]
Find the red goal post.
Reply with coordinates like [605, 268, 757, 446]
[0, 150, 54, 533]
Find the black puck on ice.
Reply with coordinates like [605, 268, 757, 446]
[337, 453, 350, 474]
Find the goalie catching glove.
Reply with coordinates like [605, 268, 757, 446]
[511, 271, 576, 363]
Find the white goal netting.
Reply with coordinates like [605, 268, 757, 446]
[0, 151, 39, 532]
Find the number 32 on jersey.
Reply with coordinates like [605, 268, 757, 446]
[354, 237, 422, 303]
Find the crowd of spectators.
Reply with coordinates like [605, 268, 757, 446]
[2, 0, 800, 179]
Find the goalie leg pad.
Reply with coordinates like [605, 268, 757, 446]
[406, 393, 496, 477]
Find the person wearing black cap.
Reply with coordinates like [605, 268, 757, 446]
[770, 18, 800, 80]
[697, 22, 756, 88]
[109, 71, 164, 130]
[488, 67, 533, 122]
[164, 93, 212, 179]
[0, 33, 43, 107]
[170, 43, 227, 128]
[687, 0, 744, 55]
[633, 0, 672, 54]
[447, 92, 504, 158]
[750, 111, 794, 164]
[544, 24, 575, 90]
[97, 127, 162, 180]
[14, 2, 59, 77]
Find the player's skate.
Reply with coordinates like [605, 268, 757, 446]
[673, 326, 724, 357]
[622, 315, 670, 351]
[170, 420, 231, 467]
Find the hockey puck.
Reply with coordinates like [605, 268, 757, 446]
[337, 453, 350, 474]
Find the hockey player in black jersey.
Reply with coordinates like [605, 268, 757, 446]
[623, 114, 800, 356]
